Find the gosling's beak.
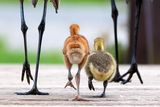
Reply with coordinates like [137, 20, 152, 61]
[50, 0, 60, 13]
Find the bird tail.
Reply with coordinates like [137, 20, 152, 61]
[50, 0, 60, 13]
[29, 0, 39, 8]
[68, 48, 84, 55]
[67, 48, 85, 64]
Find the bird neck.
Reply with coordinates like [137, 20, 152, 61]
[94, 42, 104, 51]
[70, 29, 79, 35]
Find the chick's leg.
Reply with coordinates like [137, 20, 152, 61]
[72, 68, 81, 101]
[94, 80, 108, 98]
[72, 57, 90, 101]
[72, 68, 89, 101]
[64, 69, 76, 90]
[119, 0, 143, 84]
[64, 55, 76, 90]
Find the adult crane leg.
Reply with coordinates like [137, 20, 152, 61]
[110, 0, 125, 82]
[18, 0, 33, 85]
[16, 1, 49, 95]
[119, 0, 143, 84]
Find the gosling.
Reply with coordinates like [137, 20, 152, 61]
[85, 37, 116, 97]
[62, 24, 91, 101]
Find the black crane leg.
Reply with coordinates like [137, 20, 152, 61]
[119, 0, 143, 84]
[110, 0, 124, 82]
[18, 1, 33, 86]
[15, 1, 49, 95]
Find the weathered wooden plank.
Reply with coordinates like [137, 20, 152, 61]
[0, 64, 159, 106]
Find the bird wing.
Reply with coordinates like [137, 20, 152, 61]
[50, 0, 60, 13]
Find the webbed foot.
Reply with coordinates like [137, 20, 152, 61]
[88, 80, 95, 91]
[93, 93, 106, 98]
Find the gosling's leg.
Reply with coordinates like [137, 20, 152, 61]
[110, 0, 124, 82]
[94, 80, 108, 98]
[119, 0, 143, 84]
[88, 76, 95, 91]
[16, 1, 49, 95]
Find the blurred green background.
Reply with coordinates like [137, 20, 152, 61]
[0, 0, 129, 64]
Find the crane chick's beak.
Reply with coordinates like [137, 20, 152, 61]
[50, 0, 60, 13]
[94, 38, 105, 51]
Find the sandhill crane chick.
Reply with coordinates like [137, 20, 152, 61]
[62, 24, 90, 101]
[85, 37, 116, 97]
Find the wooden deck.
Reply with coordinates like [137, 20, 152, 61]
[0, 64, 159, 106]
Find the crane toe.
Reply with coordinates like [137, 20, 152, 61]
[21, 61, 33, 85]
